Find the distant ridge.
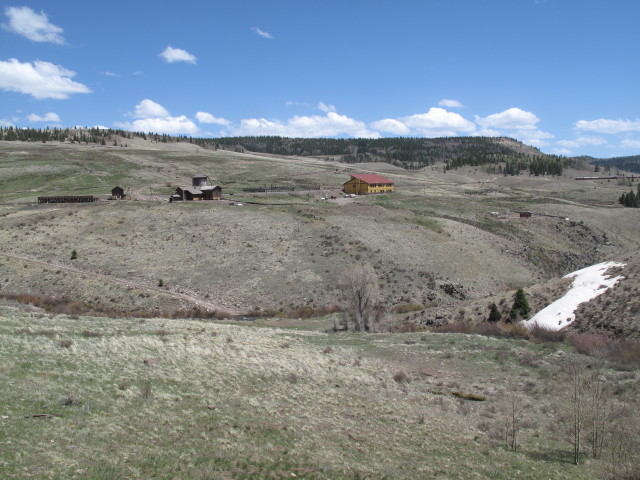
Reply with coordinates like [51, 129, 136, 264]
[0, 126, 581, 172]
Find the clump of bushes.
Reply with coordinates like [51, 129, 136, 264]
[451, 391, 486, 401]
[569, 333, 640, 364]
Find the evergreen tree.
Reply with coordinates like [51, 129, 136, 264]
[510, 288, 531, 321]
[488, 303, 502, 322]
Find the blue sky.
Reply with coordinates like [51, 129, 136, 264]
[1, 0, 639, 158]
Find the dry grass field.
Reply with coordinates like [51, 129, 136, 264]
[1, 304, 639, 479]
[1, 140, 638, 321]
[1, 139, 639, 479]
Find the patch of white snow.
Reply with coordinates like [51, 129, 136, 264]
[524, 261, 626, 331]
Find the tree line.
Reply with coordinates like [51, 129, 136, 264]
[1, 127, 580, 174]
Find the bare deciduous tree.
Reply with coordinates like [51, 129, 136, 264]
[584, 364, 614, 459]
[341, 263, 379, 332]
[501, 382, 521, 452]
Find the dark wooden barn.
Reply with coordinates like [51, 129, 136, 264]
[174, 185, 222, 201]
[111, 186, 126, 199]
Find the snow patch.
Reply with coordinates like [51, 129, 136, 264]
[524, 261, 626, 331]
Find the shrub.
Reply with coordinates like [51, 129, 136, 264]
[569, 333, 640, 364]
[61, 393, 77, 406]
[529, 324, 565, 343]
[70, 249, 78, 260]
[393, 370, 410, 384]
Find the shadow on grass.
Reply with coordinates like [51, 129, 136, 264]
[524, 448, 575, 465]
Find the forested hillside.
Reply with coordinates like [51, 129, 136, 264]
[593, 155, 640, 174]
[0, 126, 580, 174]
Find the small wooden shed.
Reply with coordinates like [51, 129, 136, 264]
[111, 186, 126, 199]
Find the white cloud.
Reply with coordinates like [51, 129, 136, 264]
[438, 99, 463, 108]
[369, 118, 411, 135]
[102, 71, 120, 77]
[0, 58, 91, 99]
[27, 112, 61, 122]
[473, 107, 553, 146]
[557, 136, 606, 148]
[401, 107, 476, 136]
[3, 6, 64, 44]
[115, 99, 200, 135]
[553, 148, 572, 155]
[518, 129, 554, 147]
[120, 116, 200, 135]
[620, 139, 640, 149]
[225, 111, 379, 138]
[196, 111, 230, 125]
[476, 107, 539, 130]
[473, 128, 502, 137]
[133, 99, 169, 118]
[318, 102, 336, 113]
[159, 46, 197, 64]
[575, 118, 640, 134]
[251, 27, 273, 39]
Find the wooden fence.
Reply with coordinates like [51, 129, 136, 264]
[38, 195, 100, 204]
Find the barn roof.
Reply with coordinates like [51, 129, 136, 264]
[177, 185, 220, 194]
[349, 173, 394, 184]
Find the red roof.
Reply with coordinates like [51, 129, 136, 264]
[349, 173, 393, 184]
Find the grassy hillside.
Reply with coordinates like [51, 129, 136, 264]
[0, 140, 638, 327]
[1, 138, 639, 479]
[1, 304, 639, 479]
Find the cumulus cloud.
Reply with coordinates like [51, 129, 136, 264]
[0, 58, 91, 99]
[402, 108, 476, 136]
[251, 27, 273, 39]
[196, 111, 230, 125]
[575, 118, 640, 134]
[27, 112, 60, 122]
[372, 108, 475, 137]
[133, 99, 170, 118]
[123, 116, 199, 135]
[3, 6, 64, 44]
[225, 111, 379, 138]
[473, 107, 554, 146]
[318, 102, 336, 113]
[475, 107, 540, 130]
[369, 118, 411, 135]
[438, 99, 463, 108]
[517, 128, 554, 147]
[115, 99, 199, 135]
[557, 136, 607, 148]
[552, 148, 573, 155]
[159, 46, 197, 64]
[620, 139, 640, 149]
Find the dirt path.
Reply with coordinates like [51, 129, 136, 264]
[0, 252, 237, 315]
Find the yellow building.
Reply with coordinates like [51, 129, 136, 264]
[343, 174, 395, 195]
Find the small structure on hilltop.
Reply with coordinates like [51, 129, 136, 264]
[171, 174, 222, 201]
[343, 174, 394, 195]
[111, 186, 126, 199]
